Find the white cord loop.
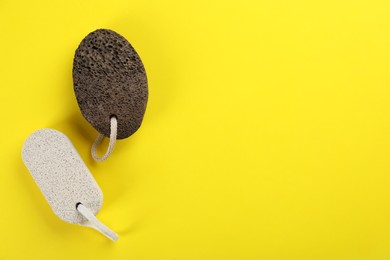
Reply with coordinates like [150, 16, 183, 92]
[76, 203, 119, 241]
[91, 116, 117, 162]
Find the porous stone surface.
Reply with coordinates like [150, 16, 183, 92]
[22, 129, 103, 224]
[73, 29, 148, 139]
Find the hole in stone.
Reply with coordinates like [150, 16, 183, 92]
[75, 202, 82, 210]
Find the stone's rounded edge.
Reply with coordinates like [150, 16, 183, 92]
[22, 128, 66, 162]
[72, 28, 149, 139]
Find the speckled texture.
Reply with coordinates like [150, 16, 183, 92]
[73, 29, 148, 139]
[22, 129, 103, 224]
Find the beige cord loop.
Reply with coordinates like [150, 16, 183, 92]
[91, 116, 117, 162]
[76, 203, 119, 241]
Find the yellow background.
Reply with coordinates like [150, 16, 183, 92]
[1, 0, 390, 259]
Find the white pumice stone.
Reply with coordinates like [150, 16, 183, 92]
[22, 128, 103, 224]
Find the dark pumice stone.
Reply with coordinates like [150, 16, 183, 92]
[73, 29, 148, 139]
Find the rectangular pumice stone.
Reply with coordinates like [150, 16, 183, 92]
[22, 128, 103, 224]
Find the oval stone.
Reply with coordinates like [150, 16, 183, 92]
[73, 29, 148, 139]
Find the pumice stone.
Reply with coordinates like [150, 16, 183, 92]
[22, 128, 118, 240]
[73, 29, 148, 139]
[22, 129, 103, 224]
